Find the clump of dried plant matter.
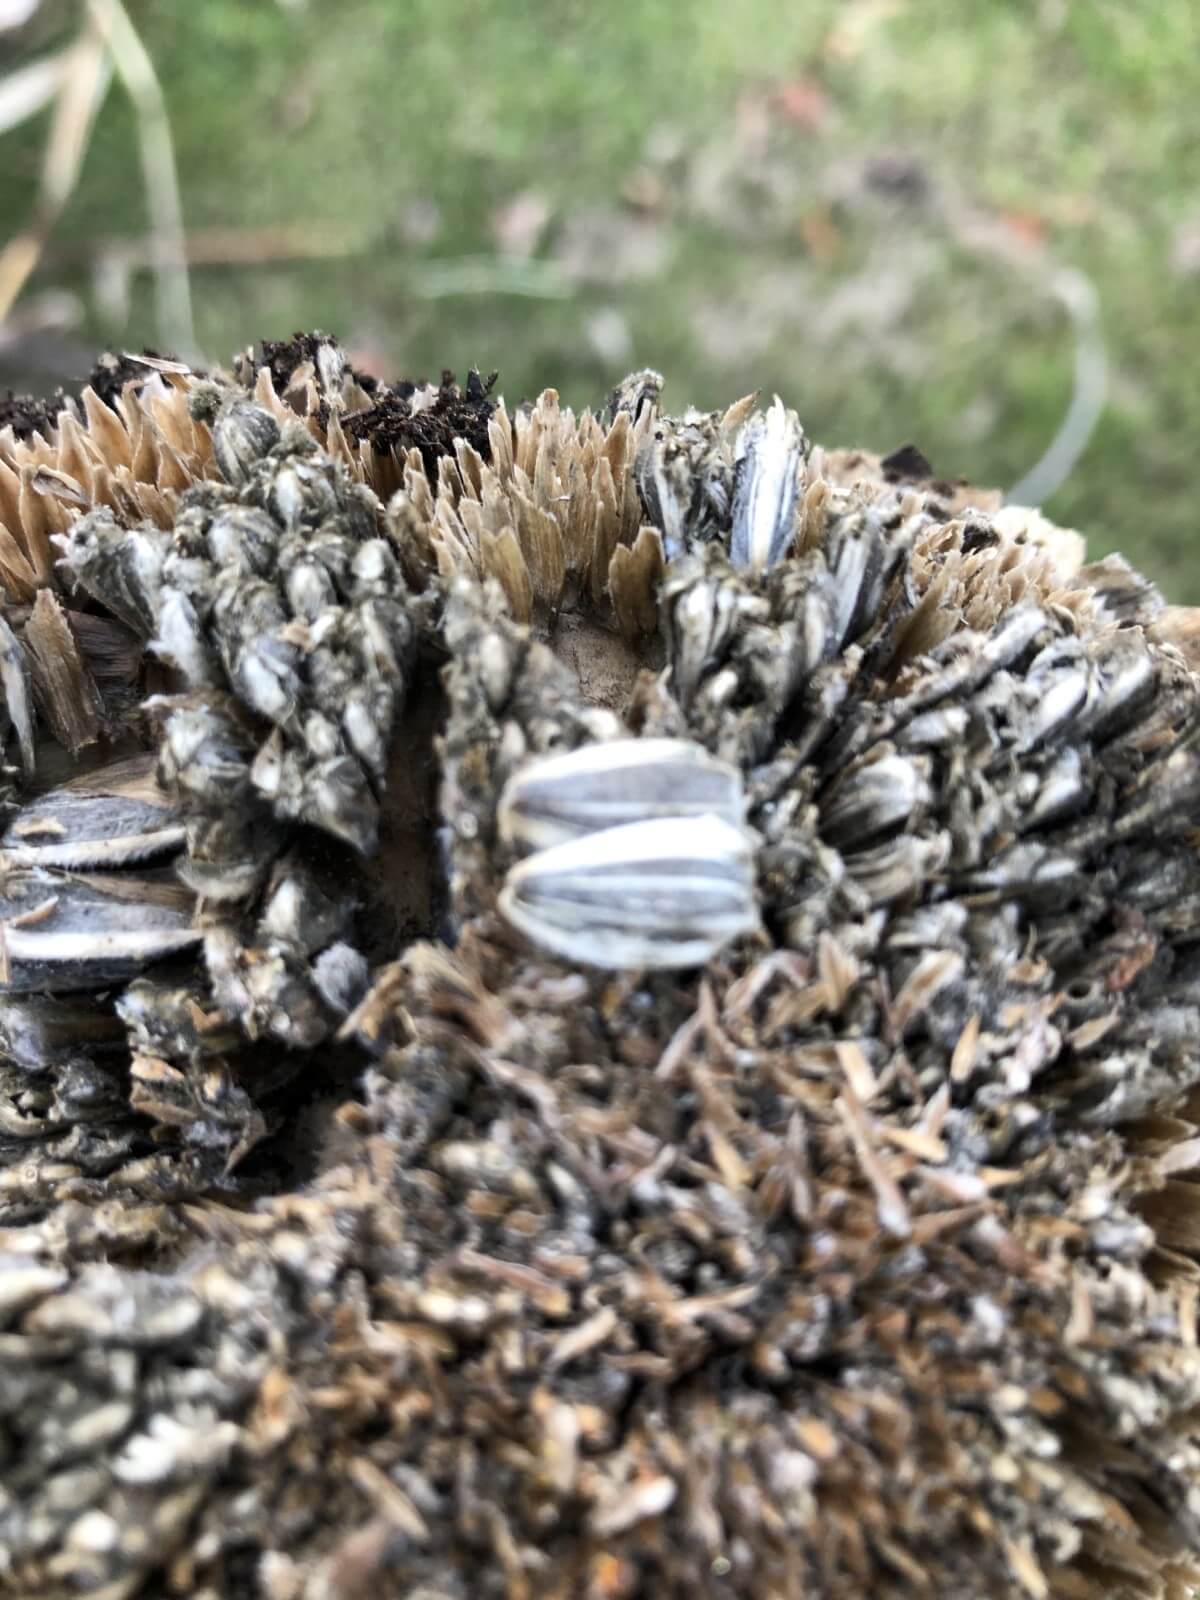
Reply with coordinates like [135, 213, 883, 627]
[2, 334, 1200, 1600]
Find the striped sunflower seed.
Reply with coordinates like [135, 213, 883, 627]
[497, 737, 745, 854]
[0, 870, 200, 993]
[0, 756, 198, 992]
[730, 397, 807, 573]
[498, 813, 760, 970]
[0, 758, 185, 871]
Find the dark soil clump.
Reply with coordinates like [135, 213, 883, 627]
[253, 330, 379, 398]
[344, 367, 498, 477]
[0, 389, 62, 440]
[88, 350, 183, 409]
[880, 441, 934, 481]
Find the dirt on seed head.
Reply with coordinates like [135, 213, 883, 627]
[0, 389, 62, 441]
[343, 367, 499, 478]
[257, 330, 379, 398]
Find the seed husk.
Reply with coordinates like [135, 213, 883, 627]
[497, 736, 745, 853]
[499, 813, 760, 969]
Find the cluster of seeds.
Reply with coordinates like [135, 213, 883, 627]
[0, 338, 1199, 1599]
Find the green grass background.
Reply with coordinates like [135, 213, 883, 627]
[3, 0, 1200, 594]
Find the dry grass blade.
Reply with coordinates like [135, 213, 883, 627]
[85, 0, 195, 357]
[0, 50, 66, 138]
[0, 21, 111, 324]
[1006, 267, 1107, 508]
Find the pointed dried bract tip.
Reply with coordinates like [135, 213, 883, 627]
[991, 502, 1087, 582]
[498, 737, 746, 853]
[499, 813, 760, 969]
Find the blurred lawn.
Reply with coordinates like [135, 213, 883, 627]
[3, 0, 1200, 594]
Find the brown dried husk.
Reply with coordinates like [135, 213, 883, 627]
[1, 344, 1200, 1600]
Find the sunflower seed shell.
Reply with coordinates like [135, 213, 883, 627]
[499, 813, 759, 969]
[498, 737, 745, 853]
[0, 869, 200, 993]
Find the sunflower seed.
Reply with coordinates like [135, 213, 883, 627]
[498, 737, 745, 854]
[0, 612, 34, 778]
[56, 509, 169, 639]
[730, 398, 807, 573]
[208, 398, 281, 488]
[819, 754, 930, 848]
[0, 755, 184, 871]
[0, 869, 200, 992]
[498, 813, 759, 970]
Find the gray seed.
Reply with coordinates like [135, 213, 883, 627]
[1, 756, 184, 872]
[210, 400, 280, 488]
[499, 813, 760, 970]
[0, 612, 34, 777]
[498, 737, 746, 853]
[730, 398, 806, 573]
[820, 754, 930, 848]
[55, 512, 168, 638]
[0, 870, 200, 993]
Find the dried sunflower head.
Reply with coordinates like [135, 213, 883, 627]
[1, 337, 1200, 1600]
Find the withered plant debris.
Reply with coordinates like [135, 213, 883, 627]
[251, 331, 380, 400]
[0, 390, 62, 443]
[0, 353, 193, 449]
[879, 441, 935, 482]
[342, 367, 500, 480]
[2, 333, 1200, 1600]
[87, 350, 192, 412]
